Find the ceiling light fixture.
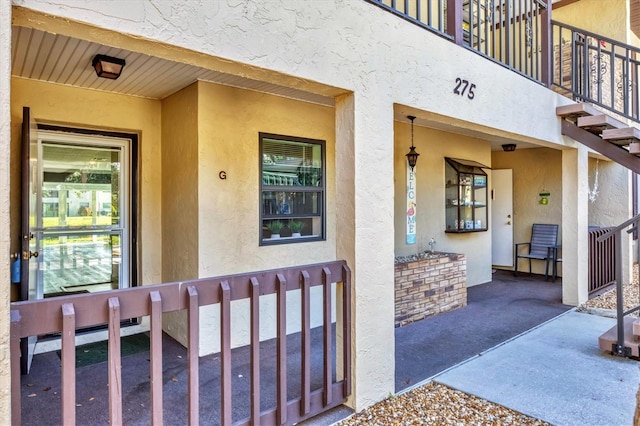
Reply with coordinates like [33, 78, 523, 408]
[92, 54, 126, 80]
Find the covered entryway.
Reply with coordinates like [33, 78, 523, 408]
[394, 270, 571, 391]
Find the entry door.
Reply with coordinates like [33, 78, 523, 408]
[491, 169, 514, 267]
[20, 107, 38, 373]
[32, 131, 131, 298]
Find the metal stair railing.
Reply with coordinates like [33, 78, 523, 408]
[552, 20, 640, 123]
[596, 213, 640, 357]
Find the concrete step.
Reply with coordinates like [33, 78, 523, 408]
[598, 316, 640, 357]
[633, 318, 640, 337]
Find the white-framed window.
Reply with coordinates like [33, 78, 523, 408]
[259, 133, 325, 245]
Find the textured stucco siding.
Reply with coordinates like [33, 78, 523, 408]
[0, 0, 11, 421]
[3, 0, 624, 412]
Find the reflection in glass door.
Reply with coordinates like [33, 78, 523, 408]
[33, 132, 129, 298]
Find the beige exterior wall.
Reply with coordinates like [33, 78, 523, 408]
[10, 78, 163, 287]
[161, 83, 199, 282]
[395, 122, 492, 286]
[0, 0, 11, 420]
[3, 0, 622, 412]
[562, 146, 590, 305]
[196, 81, 336, 275]
[160, 83, 199, 345]
[587, 158, 633, 284]
[160, 81, 337, 354]
[554, 0, 628, 41]
[588, 159, 631, 227]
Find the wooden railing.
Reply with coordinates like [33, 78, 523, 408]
[588, 226, 616, 295]
[10, 260, 351, 425]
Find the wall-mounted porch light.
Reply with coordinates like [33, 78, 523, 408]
[502, 143, 517, 152]
[406, 115, 420, 171]
[92, 54, 126, 80]
[539, 190, 550, 205]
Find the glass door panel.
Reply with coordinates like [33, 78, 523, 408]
[34, 136, 128, 298]
[41, 231, 121, 297]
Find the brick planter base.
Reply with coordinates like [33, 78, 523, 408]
[394, 252, 467, 327]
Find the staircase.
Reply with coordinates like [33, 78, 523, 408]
[556, 103, 640, 174]
[552, 23, 640, 358]
[557, 103, 640, 357]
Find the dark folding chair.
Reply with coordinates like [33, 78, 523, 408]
[514, 224, 559, 279]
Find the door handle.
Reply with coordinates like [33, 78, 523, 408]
[22, 250, 39, 260]
[507, 221, 512, 225]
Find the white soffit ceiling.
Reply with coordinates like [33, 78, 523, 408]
[11, 26, 335, 106]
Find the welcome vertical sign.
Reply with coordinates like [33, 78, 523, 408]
[406, 163, 417, 244]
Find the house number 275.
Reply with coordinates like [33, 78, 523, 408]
[453, 78, 476, 100]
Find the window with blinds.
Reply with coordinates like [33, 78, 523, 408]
[259, 133, 325, 245]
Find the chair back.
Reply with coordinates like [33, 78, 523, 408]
[529, 223, 559, 256]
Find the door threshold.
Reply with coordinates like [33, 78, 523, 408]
[34, 321, 150, 355]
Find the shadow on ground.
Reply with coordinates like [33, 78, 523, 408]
[395, 270, 572, 392]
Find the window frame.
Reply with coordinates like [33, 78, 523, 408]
[259, 132, 326, 246]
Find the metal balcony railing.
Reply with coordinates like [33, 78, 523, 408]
[552, 20, 640, 123]
[365, 0, 551, 84]
[596, 215, 640, 357]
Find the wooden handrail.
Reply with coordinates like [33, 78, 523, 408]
[11, 260, 352, 425]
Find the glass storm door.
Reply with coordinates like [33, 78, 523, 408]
[32, 131, 130, 298]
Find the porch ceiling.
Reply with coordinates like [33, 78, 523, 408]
[394, 111, 541, 152]
[11, 26, 335, 106]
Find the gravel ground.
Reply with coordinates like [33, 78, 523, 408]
[338, 266, 640, 425]
[337, 383, 548, 426]
[580, 263, 639, 314]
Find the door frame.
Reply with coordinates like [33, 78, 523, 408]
[491, 168, 514, 267]
[36, 123, 140, 292]
[20, 115, 140, 371]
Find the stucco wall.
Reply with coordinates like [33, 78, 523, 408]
[587, 158, 631, 227]
[395, 121, 492, 286]
[6, 0, 597, 411]
[553, 0, 628, 42]
[492, 147, 563, 276]
[587, 157, 632, 285]
[10, 78, 163, 287]
[160, 81, 337, 355]
[161, 83, 199, 282]
[196, 81, 336, 275]
[160, 83, 199, 347]
[0, 0, 11, 420]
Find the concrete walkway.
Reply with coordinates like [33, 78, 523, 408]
[433, 310, 638, 426]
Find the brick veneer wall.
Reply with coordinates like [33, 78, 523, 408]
[394, 253, 467, 327]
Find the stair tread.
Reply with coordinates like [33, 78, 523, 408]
[577, 114, 627, 133]
[556, 103, 601, 120]
[602, 127, 640, 145]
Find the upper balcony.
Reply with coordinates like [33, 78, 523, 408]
[366, 0, 552, 86]
[367, 0, 640, 125]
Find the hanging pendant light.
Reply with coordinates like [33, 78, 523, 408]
[406, 115, 420, 171]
